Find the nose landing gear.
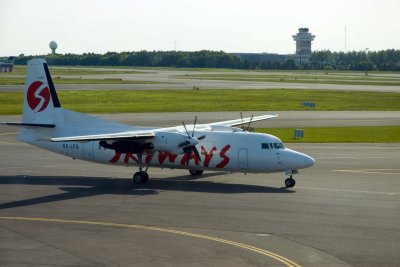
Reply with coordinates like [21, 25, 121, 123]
[284, 170, 298, 188]
[284, 177, 296, 187]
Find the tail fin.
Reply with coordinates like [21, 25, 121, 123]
[22, 58, 61, 126]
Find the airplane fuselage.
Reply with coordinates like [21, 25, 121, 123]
[3, 58, 315, 187]
[22, 129, 314, 174]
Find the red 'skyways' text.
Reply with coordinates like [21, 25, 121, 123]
[109, 144, 231, 169]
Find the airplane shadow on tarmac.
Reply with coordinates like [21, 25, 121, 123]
[0, 174, 294, 210]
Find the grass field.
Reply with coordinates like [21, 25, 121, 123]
[257, 126, 400, 143]
[0, 89, 399, 115]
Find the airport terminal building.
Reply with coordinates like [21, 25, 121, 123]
[0, 56, 15, 72]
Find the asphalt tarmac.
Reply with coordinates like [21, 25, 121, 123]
[0, 114, 399, 266]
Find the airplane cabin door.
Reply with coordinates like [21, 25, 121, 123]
[238, 148, 248, 170]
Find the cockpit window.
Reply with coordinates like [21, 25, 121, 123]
[273, 142, 285, 149]
[261, 143, 269, 149]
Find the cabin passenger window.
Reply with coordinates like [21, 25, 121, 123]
[262, 143, 269, 149]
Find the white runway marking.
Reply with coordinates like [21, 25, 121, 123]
[0, 164, 94, 170]
[0, 132, 18, 136]
[296, 186, 399, 196]
[321, 156, 392, 160]
[0, 141, 27, 146]
[332, 169, 400, 175]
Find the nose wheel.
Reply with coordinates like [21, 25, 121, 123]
[284, 177, 296, 187]
[284, 170, 298, 188]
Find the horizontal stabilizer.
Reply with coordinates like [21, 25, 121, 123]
[0, 122, 56, 128]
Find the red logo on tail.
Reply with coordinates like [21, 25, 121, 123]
[27, 81, 50, 112]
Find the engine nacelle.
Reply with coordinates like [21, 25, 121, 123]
[148, 131, 197, 155]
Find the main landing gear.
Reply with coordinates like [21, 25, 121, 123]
[284, 170, 298, 188]
[132, 153, 153, 185]
[133, 171, 149, 184]
[189, 169, 203, 176]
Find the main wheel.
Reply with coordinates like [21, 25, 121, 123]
[284, 177, 296, 188]
[189, 169, 203, 176]
[141, 172, 149, 184]
[133, 171, 149, 184]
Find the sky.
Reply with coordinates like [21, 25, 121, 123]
[1, 0, 400, 56]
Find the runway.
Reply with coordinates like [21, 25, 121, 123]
[1, 110, 400, 128]
[2, 68, 400, 92]
[0, 115, 399, 266]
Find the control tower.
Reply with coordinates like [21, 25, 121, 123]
[292, 28, 315, 64]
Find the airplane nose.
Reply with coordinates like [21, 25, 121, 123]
[303, 154, 315, 167]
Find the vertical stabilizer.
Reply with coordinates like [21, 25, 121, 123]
[22, 58, 61, 125]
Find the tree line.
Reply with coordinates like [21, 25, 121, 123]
[310, 49, 400, 71]
[15, 49, 400, 71]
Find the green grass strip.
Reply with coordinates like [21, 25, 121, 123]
[0, 89, 399, 115]
[257, 126, 400, 143]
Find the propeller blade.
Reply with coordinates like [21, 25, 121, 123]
[193, 146, 201, 162]
[182, 121, 190, 137]
[186, 150, 190, 166]
[247, 114, 254, 130]
[191, 116, 197, 137]
[184, 146, 202, 166]
[197, 135, 206, 140]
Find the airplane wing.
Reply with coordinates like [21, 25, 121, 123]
[207, 113, 278, 127]
[43, 114, 277, 142]
[48, 131, 155, 142]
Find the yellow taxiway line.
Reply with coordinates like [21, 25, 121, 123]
[0, 216, 301, 267]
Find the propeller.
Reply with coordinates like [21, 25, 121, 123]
[247, 114, 254, 130]
[181, 116, 204, 166]
[240, 111, 245, 131]
[240, 113, 254, 132]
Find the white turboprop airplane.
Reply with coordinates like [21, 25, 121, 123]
[1, 59, 315, 187]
